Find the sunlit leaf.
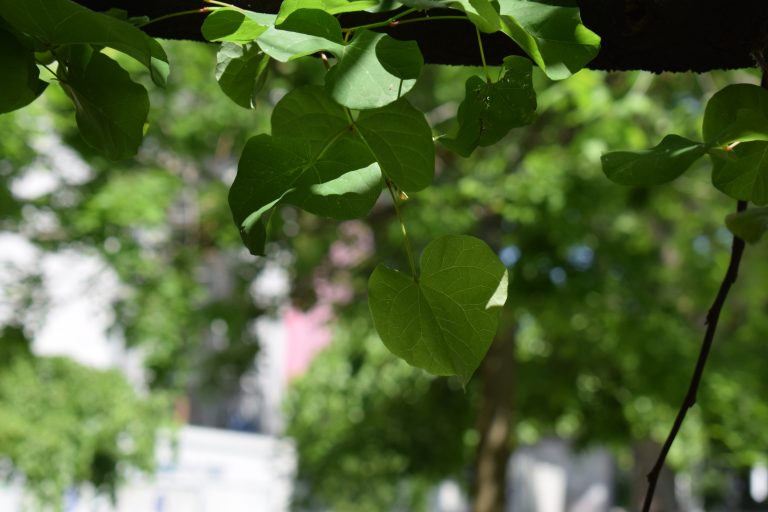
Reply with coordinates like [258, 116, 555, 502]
[368, 235, 508, 384]
[276, 0, 378, 25]
[326, 30, 422, 109]
[276, 8, 344, 44]
[201, 8, 270, 43]
[498, 0, 600, 80]
[256, 11, 344, 62]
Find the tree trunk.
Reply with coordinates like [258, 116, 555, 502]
[632, 439, 680, 512]
[472, 325, 516, 512]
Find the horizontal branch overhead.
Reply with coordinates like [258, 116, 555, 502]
[74, 0, 768, 73]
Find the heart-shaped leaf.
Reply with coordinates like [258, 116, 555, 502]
[601, 134, 706, 186]
[368, 235, 508, 384]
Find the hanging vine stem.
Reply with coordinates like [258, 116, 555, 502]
[138, 8, 213, 28]
[641, 199, 747, 511]
[385, 179, 419, 282]
[475, 26, 491, 82]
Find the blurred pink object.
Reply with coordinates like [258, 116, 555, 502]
[283, 304, 332, 381]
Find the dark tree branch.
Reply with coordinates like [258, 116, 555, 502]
[71, 0, 768, 73]
[641, 199, 747, 512]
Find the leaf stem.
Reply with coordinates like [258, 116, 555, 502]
[382, 15, 469, 28]
[138, 8, 213, 28]
[203, 0, 238, 8]
[320, 52, 331, 70]
[475, 26, 491, 82]
[342, 10, 468, 33]
[641, 199, 747, 511]
[342, 7, 417, 33]
[385, 179, 418, 282]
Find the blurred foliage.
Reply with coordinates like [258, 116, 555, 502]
[286, 314, 474, 511]
[0, 325, 165, 510]
[0, 41, 279, 506]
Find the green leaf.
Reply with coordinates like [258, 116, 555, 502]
[272, 85, 351, 149]
[229, 135, 309, 255]
[456, 0, 502, 32]
[375, 36, 424, 80]
[276, 0, 379, 25]
[60, 51, 149, 160]
[0, 25, 47, 114]
[256, 11, 344, 62]
[498, 0, 600, 80]
[231, 87, 386, 254]
[726, 207, 768, 244]
[201, 8, 270, 43]
[711, 141, 768, 205]
[215, 43, 269, 109]
[355, 99, 435, 192]
[0, 0, 169, 86]
[286, 137, 382, 218]
[276, 9, 344, 44]
[601, 135, 706, 186]
[270, 86, 384, 217]
[326, 30, 422, 109]
[703, 84, 768, 145]
[442, 55, 536, 157]
[368, 235, 508, 384]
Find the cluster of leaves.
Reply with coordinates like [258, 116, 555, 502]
[0, 325, 166, 508]
[0, 0, 602, 383]
[602, 83, 768, 242]
[200, 0, 600, 383]
[0, 0, 169, 159]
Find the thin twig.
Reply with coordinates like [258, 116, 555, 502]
[641, 199, 747, 511]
